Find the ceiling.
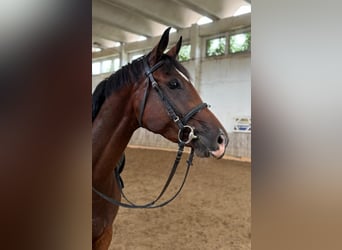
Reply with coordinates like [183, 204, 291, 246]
[92, 0, 251, 49]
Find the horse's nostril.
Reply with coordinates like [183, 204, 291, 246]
[217, 134, 224, 145]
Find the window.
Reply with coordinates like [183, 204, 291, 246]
[178, 44, 191, 62]
[131, 53, 144, 62]
[92, 62, 101, 75]
[113, 58, 120, 72]
[229, 32, 251, 54]
[92, 57, 120, 75]
[101, 59, 112, 73]
[206, 37, 226, 57]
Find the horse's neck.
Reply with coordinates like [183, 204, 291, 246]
[92, 89, 137, 185]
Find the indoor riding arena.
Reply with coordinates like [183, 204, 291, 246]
[92, 1, 251, 249]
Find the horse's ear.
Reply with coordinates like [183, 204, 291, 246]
[167, 36, 182, 59]
[149, 27, 171, 65]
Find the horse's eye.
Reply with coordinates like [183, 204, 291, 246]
[168, 79, 181, 89]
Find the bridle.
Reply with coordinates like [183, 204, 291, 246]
[139, 55, 208, 143]
[92, 55, 208, 208]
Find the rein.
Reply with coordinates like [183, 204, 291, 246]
[92, 56, 208, 209]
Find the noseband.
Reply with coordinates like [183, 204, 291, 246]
[92, 56, 208, 208]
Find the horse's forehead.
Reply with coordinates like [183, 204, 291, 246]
[175, 68, 190, 82]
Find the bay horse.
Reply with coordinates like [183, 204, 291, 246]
[92, 27, 228, 250]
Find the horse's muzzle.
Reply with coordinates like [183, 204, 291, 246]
[209, 131, 228, 159]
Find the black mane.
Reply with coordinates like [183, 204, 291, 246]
[92, 54, 190, 122]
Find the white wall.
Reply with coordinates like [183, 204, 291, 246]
[200, 55, 251, 133]
[177, 54, 251, 159]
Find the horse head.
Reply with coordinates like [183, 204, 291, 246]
[134, 28, 228, 159]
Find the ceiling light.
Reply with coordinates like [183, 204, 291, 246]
[112, 41, 121, 47]
[197, 16, 213, 25]
[92, 47, 102, 52]
[233, 5, 251, 16]
[170, 28, 177, 33]
[136, 36, 147, 41]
